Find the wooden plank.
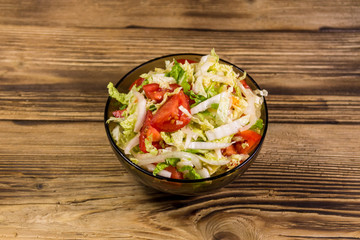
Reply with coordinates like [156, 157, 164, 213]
[268, 95, 360, 124]
[0, 26, 359, 123]
[1, 91, 360, 124]
[0, 0, 359, 31]
[0, 121, 359, 239]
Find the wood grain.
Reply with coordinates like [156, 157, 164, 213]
[0, 0, 359, 239]
[1, 26, 359, 123]
[0, 121, 359, 239]
[0, 0, 359, 31]
[1, 91, 360, 124]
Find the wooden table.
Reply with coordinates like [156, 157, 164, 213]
[1, 1, 359, 239]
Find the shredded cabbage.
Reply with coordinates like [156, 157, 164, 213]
[133, 151, 202, 169]
[107, 49, 267, 180]
[150, 73, 176, 89]
[187, 142, 233, 150]
[107, 82, 128, 106]
[190, 91, 228, 115]
[144, 136, 158, 155]
[215, 89, 232, 125]
[205, 115, 250, 141]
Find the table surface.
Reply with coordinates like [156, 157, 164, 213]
[1, 1, 360, 239]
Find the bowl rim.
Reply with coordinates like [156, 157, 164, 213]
[104, 53, 268, 183]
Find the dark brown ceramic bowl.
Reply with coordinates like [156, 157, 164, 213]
[104, 53, 268, 196]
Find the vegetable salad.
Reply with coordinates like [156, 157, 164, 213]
[107, 50, 267, 180]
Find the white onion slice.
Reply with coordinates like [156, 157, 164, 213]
[133, 151, 202, 169]
[145, 164, 171, 178]
[240, 116, 257, 132]
[135, 150, 229, 167]
[185, 133, 193, 149]
[124, 133, 140, 154]
[205, 115, 250, 141]
[177, 159, 194, 169]
[214, 148, 223, 159]
[182, 127, 197, 149]
[190, 91, 228, 115]
[145, 164, 155, 171]
[236, 80, 260, 131]
[133, 92, 147, 132]
[157, 170, 172, 178]
[187, 142, 233, 150]
[196, 168, 210, 178]
[179, 105, 192, 118]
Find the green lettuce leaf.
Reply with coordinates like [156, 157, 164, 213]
[153, 162, 169, 176]
[153, 158, 180, 176]
[211, 103, 219, 109]
[206, 82, 219, 98]
[149, 104, 157, 112]
[107, 82, 127, 105]
[166, 60, 191, 94]
[189, 90, 207, 107]
[250, 119, 264, 131]
[165, 158, 180, 167]
[179, 166, 202, 180]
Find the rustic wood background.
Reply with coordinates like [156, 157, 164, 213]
[0, 0, 359, 239]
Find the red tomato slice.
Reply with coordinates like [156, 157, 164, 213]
[151, 142, 163, 149]
[129, 77, 145, 90]
[222, 145, 237, 156]
[143, 83, 181, 103]
[143, 83, 166, 102]
[240, 79, 251, 89]
[188, 98, 196, 106]
[169, 84, 181, 91]
[176, 59, 197, 64]
[112, 109, 126, 118]
[139, 111, 162, 153]
[234, 130, 262, 154]
[165, 166, 183, 179]
[151, 90, 191, 132]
